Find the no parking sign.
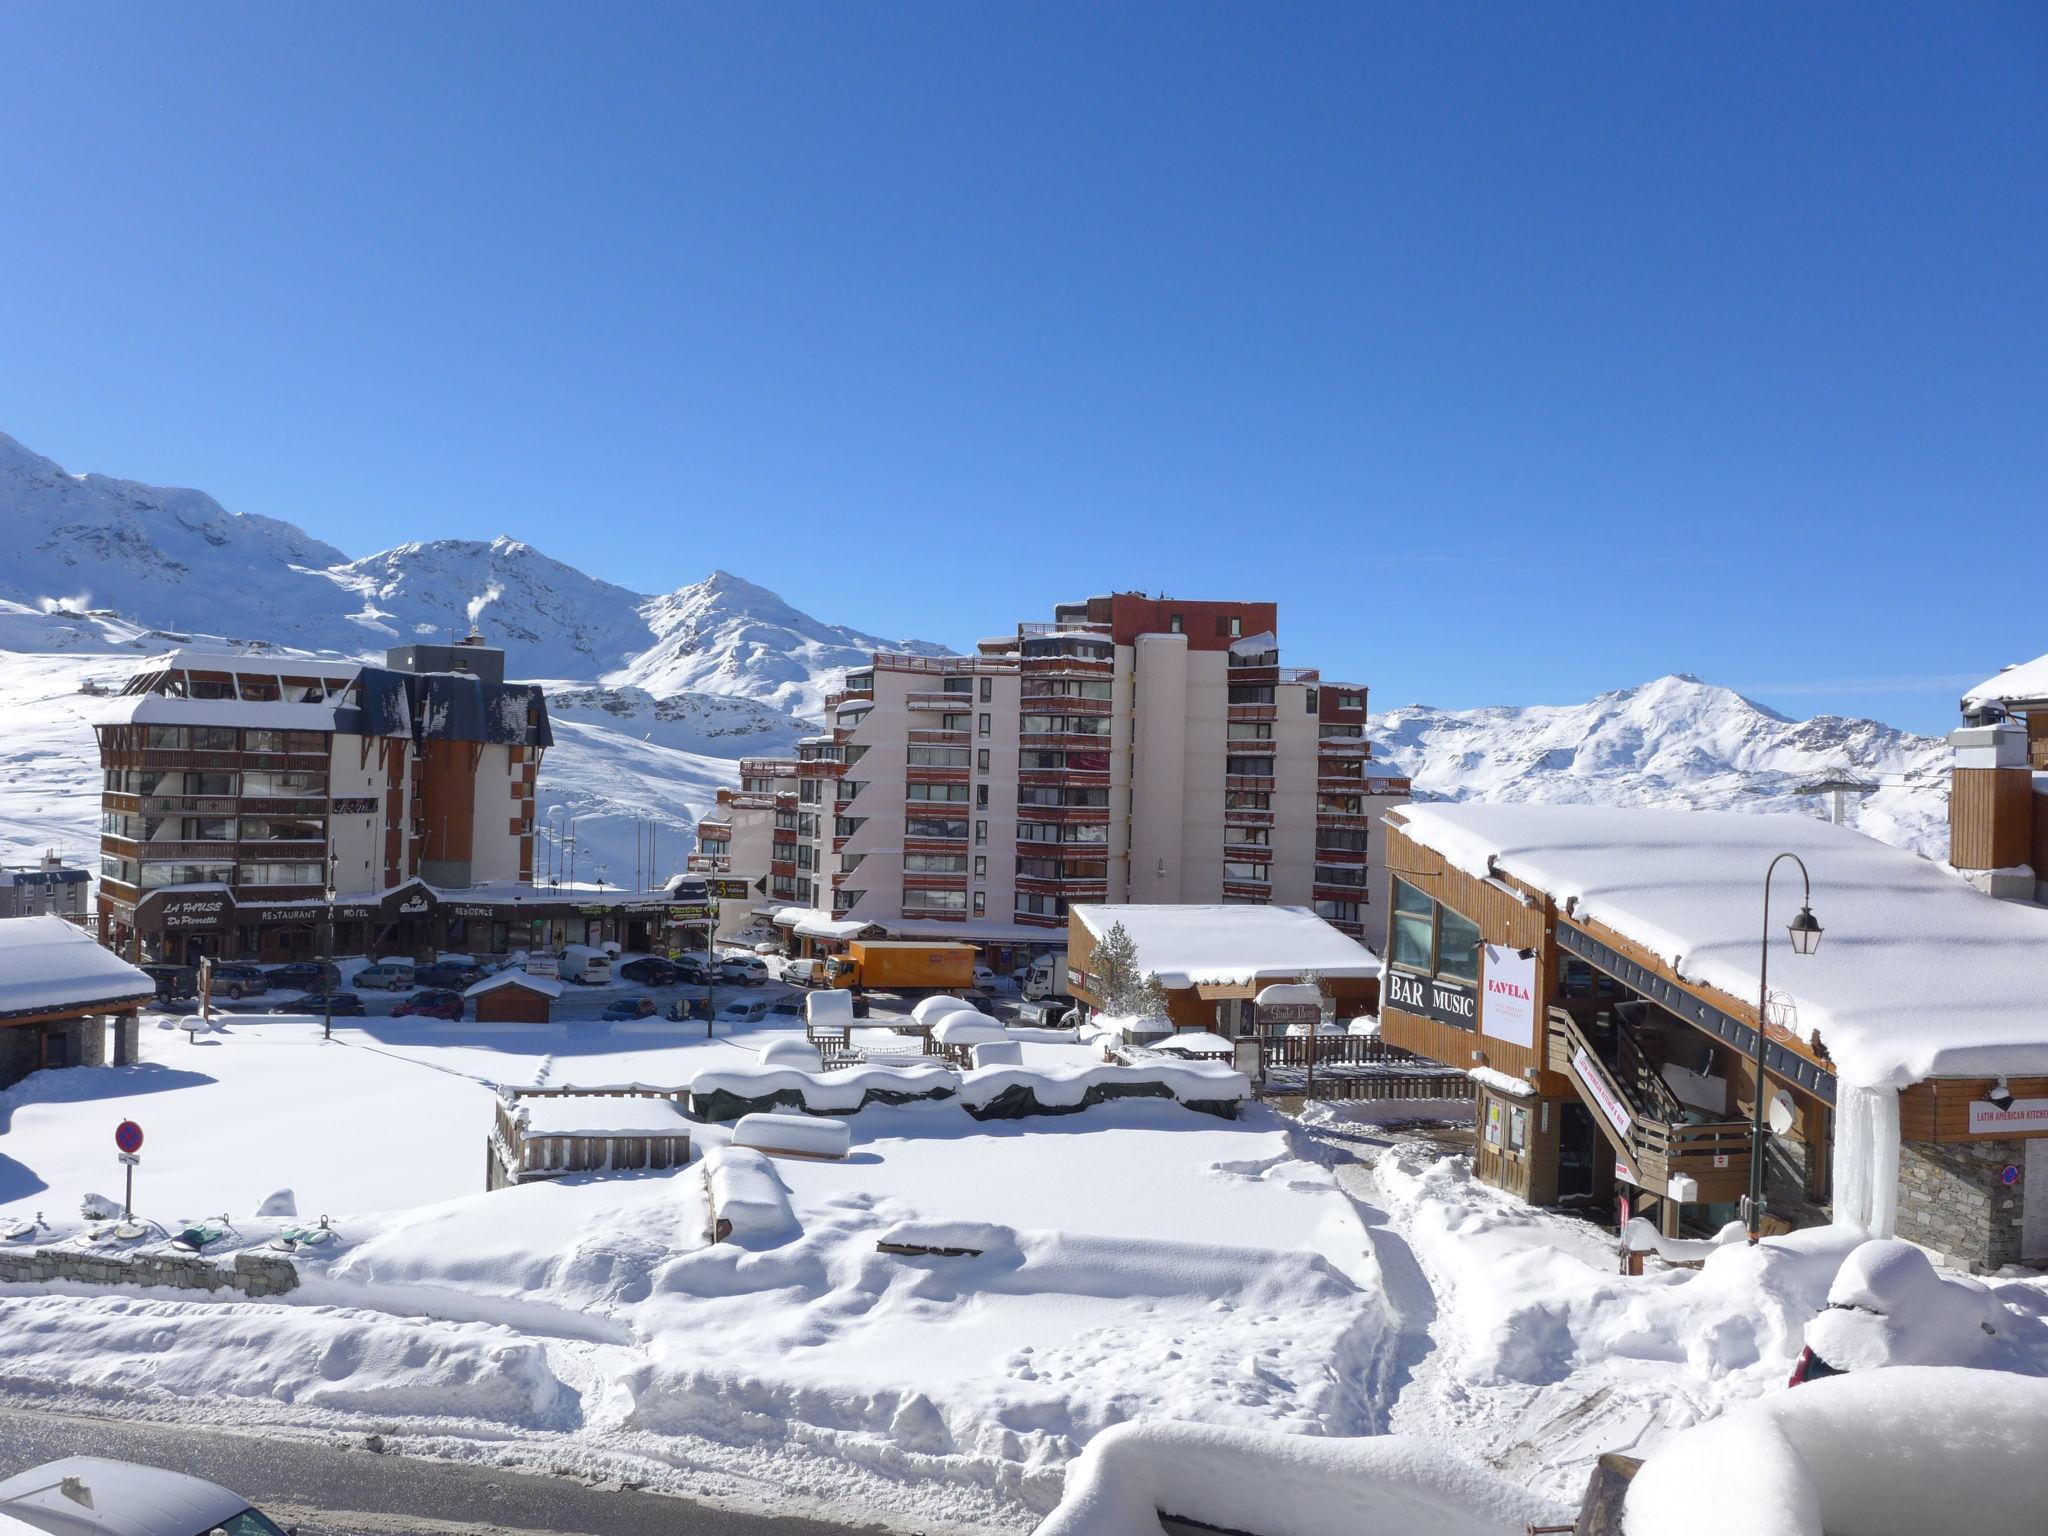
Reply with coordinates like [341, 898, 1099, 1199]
[115, 1120, 143, 1155]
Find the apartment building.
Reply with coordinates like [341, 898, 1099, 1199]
[94, 634, 551, 964]
[692, 593, 1407, 949]
[0, 853, 90, 920]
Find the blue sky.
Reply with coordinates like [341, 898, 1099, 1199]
[2, 3, 2042, 733]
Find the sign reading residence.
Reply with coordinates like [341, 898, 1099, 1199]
[1480, 944, 1538, 1050]
[1385, 968, 1478, 1030]
[1969, 1098, 2048, 1138]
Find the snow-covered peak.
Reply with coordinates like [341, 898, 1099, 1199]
[1371, 673, 1949, 857]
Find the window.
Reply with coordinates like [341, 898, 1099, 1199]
[904, 852, 969, 873]
[975, 819, 988, 845]
[1214, 614, 1243, 637]
[1304, 688, 1318, 714]
[907, 746, 970, 768]
[979, 676, 992, 702]
[906, 817, 968, 839]
[942, 676, 974, 695]
[798, 779, 821, 804]
[145, 726, 186, 749]
[1318, 794, 1362, 815]
[834, 815, 865, 837]
[1315, 899, 1361, 925]
[1338, 693, 1364, 711]
[239, 861, 325, 886]
[1226, 756, 1274, 778]
[1317, 827, 1368, 853]
[903, 889, 968, 913]
[973, 855, 987, 877]
[1225, 790, 1271, 812]
[908, 782, 970, 803]
[1314, 865, 1365, 888]
[1227, 685, 1275, 704]
[1015, 891, 1065, 918]
[1019, 856, 1061, 880]
[1231, 826, 1271, 846]
[1169, 613, 1183, 633]
[192, 726, 236, 751]
[976, 784, 989, 808]
[1223, 861, 1270, 883]
[978, 713, 991, 737]
[1018, 821, 1057, 844]
[973, 892, 986, 916]
[1230, 616, 1243, 636]
[1388, 879, 1482, 986]
[1061, 822, 1108, 845]
[1226, 722, 1272, 741]
[241, 770, 324, 797]
[977, 748, 990, 773]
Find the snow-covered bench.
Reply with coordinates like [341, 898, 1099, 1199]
[688, 1061, 961, 1122]
[704, 1145, 796, 1244]
[873, 1219, 1015, 1259]
[732, 1112, 851, 1160]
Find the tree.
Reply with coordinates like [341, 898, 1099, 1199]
[1089, 921, 1148, 1016]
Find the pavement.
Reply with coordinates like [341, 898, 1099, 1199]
[0, 1404, 877, 1536]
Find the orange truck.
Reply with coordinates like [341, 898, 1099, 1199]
[823, 941, 976, 993]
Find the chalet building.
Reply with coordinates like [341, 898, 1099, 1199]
[693, 592, 1408, 959]
[0, 854, 90, 920]
[94, 635, 552, 965]
[0, 915, 155, 1089]
[1066, 903, 1382, 1036]
[1378, 801, 2048, 1270]
[1950, 650, 2048, 902]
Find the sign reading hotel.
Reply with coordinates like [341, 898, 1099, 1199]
[1969, 1098, 2048, 1138]
[1480, 944, 1538, 1050]
[1385, 968, 1477, 1030]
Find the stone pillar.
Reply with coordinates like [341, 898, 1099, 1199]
[111, 1012, 141, 1067]
[0, 1026, 39, 1090]
[1894, 1138, 2026, 1272]
[73, 1014, 108, 1069]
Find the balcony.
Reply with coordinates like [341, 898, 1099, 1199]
[907, 691, 974, 711]
[908, 728, 970, 746]
[738, 758, 801, 779]
[905, 767, 970, 785]
[1019, 732, 1112, 750]
[1221, 880, 1272, 901]
[1318, 734, 1368, 753]
[1225, 774, 1276, 794]
[875, 653, 1006, 676]
[1224, 842, 1273, 862]
[1011, 910, 1065, 929]
[1226, 703, 1277, 723]
[1224, 808, 1275, 829]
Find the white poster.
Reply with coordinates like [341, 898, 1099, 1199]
[1481, 943, 1538, 1050]
[1968, 1098, 2048, 1137]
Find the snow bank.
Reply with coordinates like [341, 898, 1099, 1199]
[732, 1112, 851, 1159]
[932, 1012, 1007, 1046]
[1804, 1239, 2004, 1371]
[759, 1038, 824, 1070]
[704, 1146, 796, 1244]
[971, 1040, 1024, 1068]
[912, 994, 977, 1026]
[875, 1219, 1020, 1257]
[805, 989, 855, 1029]
[688, 1061, 960, 1121]
[1626, 1367, 2048, 1536]
[1035, 1420, 1552, 1536]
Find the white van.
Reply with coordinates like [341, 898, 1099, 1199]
[779, 957, 826, 987]
[561, 946, 613, 985]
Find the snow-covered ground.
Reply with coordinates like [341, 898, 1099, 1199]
[4, 1022, 2044, 1532]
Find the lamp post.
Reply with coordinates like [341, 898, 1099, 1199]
[1747, 852, 1823, 1243]
[322, 852, 338, 1044]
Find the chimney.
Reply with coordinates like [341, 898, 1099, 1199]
[1949, 712, 2037, 899]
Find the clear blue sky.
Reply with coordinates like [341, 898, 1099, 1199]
[2, 3, 2042, 733]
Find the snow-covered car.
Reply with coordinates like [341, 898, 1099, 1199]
[670, 954, 712, 985]
[715, 997, 773, 1025]
[768, 994, 806, 1019]
[602, 996, 657, 1020]
[412, 960, 484, 989]
[973, 964, 998, 989]
[719, 955, 769, 985]
[266, 960, 339, 991]
[353, 962, 416, 991]
[751, 940, 783, 957]
[1791, 1239, 2003, 1383]
[0, 1454, 290, 1535]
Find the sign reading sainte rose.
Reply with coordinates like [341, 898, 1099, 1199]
[1385, 968, 1477, 1030]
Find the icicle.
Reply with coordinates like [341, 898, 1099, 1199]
[1831, 1082, 1900, 1236]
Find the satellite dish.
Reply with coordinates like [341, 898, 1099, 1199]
[1768, 1090, 1796, 1136]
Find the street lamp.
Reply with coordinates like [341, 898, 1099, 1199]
[1747, 852, 1822, 1243]
[322, 852, 338, 1043]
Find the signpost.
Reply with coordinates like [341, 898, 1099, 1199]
[115, 1121, 143, 1218]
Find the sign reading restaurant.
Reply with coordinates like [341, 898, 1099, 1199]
[1385, 968, 1477, 1030]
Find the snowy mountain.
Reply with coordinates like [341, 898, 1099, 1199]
[1371, 674, 1952, 859]
[617, 570, 951, 719]
[0, 430, 948, 707]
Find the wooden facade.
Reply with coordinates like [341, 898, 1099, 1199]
[488, 1087, 693, 1190]
[1949, 766, 2036, 871]
[1899, 1076, 2048, 1144]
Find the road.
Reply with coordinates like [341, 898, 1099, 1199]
[0, 1405, 875, 1536]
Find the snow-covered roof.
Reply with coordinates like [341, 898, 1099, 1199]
[1963, 652, 2048, 711]
[1071, 904, 1383, 988]
[1227, 630, 1279, 657]
[517, 1095, 687, 1137]
[465, 970, 563, 1000]
[792, 910, 876, 940]
[136, 647, 365, 679]
[1393, 802, 2048, 1089]
[0, 916, 155, 1016]
[99, 694, 342, 730]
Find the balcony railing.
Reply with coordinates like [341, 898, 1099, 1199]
[908, 728, 970, 746]
[907, 691, 974, 711]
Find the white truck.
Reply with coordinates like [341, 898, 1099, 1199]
[1021, 952, 1071, 1003]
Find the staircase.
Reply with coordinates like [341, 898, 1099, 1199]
[1546, 1007, 1751, 1202]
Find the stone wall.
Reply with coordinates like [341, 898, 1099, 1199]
[1895, 1138, 2026, 1272]
[0, 1246, 298, 1297]
[0, 1014, 112, 1091]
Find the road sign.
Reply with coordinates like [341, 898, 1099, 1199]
[117, 1152, 140, 1167]
[114, 1120, 143, 1155]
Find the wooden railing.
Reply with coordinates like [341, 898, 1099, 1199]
[1546, 1008, 1751, 1195]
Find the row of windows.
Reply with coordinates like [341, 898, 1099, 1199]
[1389, 879, 1481, 985]
[137, 725, 328, 752]
[102, 814, 324, 843]
[104, 769, 328, 798]
[1016, 785, 1109, 808]
[1019, 713, 1111, 737]
[907, 746, 971, 769]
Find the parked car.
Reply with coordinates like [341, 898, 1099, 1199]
[353, 962, 416, 991]
[670, 954, 712, 985]
[973, 964, 998, 989]
[271, 990, 364, 1016]
[960, 988, 1005, 1017]
[619, 957, 680, 986]
[0, 1454, 291, 1536]
[392, 988, 464, 1020]
[719, 955, 770, 986]
[207, 963, 269, 1000]
[602, 995, 658, 1020]
[413, 961, 485, 990]
[715, 997, 774, 1025]
[779, 957, 826, 986]
[768, 995, 806, 1019]
[267, 961, 340, 991]
[139, 963, 198, 1002]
